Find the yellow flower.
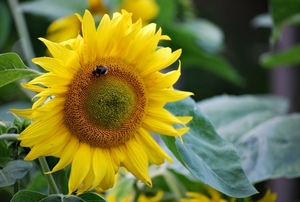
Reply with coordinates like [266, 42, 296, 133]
[257, 188, 277, 202]
[46, 0, 158, 43]
[107, 190, 164, 202]
[181, 186, 236, 202]
[12, 10, 192, 195]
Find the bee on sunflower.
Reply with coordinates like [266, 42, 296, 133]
[11, 10, 192, 195]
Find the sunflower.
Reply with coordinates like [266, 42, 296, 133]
[46, 0, 159, 43]
[12, 10, 192, 194]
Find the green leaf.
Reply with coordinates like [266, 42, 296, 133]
[0, 160, 32, 187]
[270, 0, 300, 40]
[162, 97, 257, 198]
[41, 194, 100, 202]
[0, 141, 12, 166]
[0, 52, 41, 88]
[12, 188, 106, 202]
[197, 94, 289, 143]
[20, 0, 87, 20]
[164, 25, 244, 86]
[106, 176, 135, 201]
[260, 44, 300, 68]
[11, 190, 47, 202]
[26, 172, 48, 194]
[154, 0, 176, 25]
[78, 192, 107, 202]
[236, 114, 300, 183]
[180, 18, 224, 53]
[0, 3, 11, 49]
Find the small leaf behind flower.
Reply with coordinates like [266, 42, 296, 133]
[0, 160, 32, 187]
[163, 97, 257, 198]
[0, 52, 41, 88]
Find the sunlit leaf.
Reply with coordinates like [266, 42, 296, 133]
[197, 94, 289, 143]
[0, 52, 41, 88]
[236, 114, 300, 183]
[162, 97, 257, 198]
[0, 160, 32, 187]
[260, 44, 300, 68]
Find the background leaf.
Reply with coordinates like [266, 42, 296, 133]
[11, 190, 47, 202]
[106, 177, 135, 201]
[0, 3, 11, 49]
[269, 0, 300, 40]
[236, 114, 300, 183]
[197, 94, 289, 143]
[0, 52, 41, 88]
[260, 44, 300, 68]
[162, 97, 257, 197]
[180, 18, 224, 53]
[20, 0, 87, 20]
[0, 160, 32, 187]
[163, 25, 244, 86]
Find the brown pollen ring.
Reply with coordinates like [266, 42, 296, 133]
[64, 59, 147, 148]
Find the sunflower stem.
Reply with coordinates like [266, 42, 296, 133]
[0, 134, 19, 141]
[7, 0, 38, 70]
[38, 156, 60, 194]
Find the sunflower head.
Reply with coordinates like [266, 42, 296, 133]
[12, 10, 193, 195]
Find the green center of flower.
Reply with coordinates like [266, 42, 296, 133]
[84, 77, 136, 129]
[64, 59, 147, 148]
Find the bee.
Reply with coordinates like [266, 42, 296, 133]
[92, 65, 108, 76]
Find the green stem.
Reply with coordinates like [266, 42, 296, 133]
[7, 0, 38, 70]
[38, 156, 60, 194]
[0, 134, 19, 141]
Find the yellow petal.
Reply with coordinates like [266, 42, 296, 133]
[68, 143, 92, 195]
[123, 140, 151, 187]
[137, 128, 173, 164]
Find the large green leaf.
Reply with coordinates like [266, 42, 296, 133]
[196, 94, 300, 183]
[20, 0, 87, 20]
[236, 114, 300, 183]
[270, 0, 300, 40]
[0, 53, 41, 88]
[0, 160, 32, 187]
[260, 44, 300, 68]
[162, 97, 257, 198]
[197, 94, 289, 143]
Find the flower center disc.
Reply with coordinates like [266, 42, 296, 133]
[64, 59, 147, 148]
